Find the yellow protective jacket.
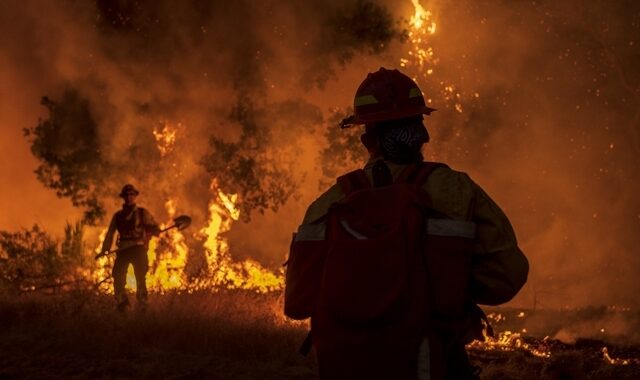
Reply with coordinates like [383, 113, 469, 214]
[299, 158, 528, 306]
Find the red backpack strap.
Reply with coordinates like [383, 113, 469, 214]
[398, 161, 448, 185]
[337, 169, 371, 195]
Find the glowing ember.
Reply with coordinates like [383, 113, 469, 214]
[486, 312, 506, 323]
[467, 322, 552, 359]
[152, 122, 179, 156]
[602, 347, 640, 366]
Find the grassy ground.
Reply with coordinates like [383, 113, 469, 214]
[0, 291, 315, 380]
[1, 292, 639, 379]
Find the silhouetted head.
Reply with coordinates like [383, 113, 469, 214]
[119, 184, 139, 206]
[361, 116, 429, 163]
[341, 68, 434, 163]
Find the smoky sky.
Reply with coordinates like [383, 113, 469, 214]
[1, 0, 639, 308]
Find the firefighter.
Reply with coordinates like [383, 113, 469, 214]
[285, 68, 529, 379]
[100, 184, 160, 311]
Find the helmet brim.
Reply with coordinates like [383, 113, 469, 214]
[119, 190, 140, 198]
[340, 105, 436, 129]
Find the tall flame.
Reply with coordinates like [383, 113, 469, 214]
[145, 199, 189, 291]
[199, 187, 284, 293]
[402, 0, 464, 113]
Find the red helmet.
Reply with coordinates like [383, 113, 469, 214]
[341, 68, 435, 128]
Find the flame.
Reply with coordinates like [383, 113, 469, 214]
[199, 187, 284, 293]
[92, 118, 283, 295]
[144, 199, 189, 291]
[91, 184, 283, 294]
[92, 228, 112, 293]
[409, 0, 434, 31]
[402, 0, 437, 77]
[152, 122, 179, 157]
[402, 0, 465, 113]
[466, 321, 552, 359]
[468, 312, 640, 366]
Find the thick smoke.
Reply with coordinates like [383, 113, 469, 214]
[414, 0, 640, 308]
[1, 0, 639, 308]
[13, 0, 399, 225]
[1, 1, 400, 272]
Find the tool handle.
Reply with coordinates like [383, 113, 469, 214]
[160, 224, 178, 233]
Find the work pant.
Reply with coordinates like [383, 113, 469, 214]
[112, 245, 148, 303]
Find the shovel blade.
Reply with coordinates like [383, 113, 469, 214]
[172, 215, 192, 230]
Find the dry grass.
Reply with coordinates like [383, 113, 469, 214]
[1, 293, 639, 379]
[0, 291, 316, 380]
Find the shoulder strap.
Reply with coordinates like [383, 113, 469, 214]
[336, 169, 371, 196]
[397, 161, 448, 185]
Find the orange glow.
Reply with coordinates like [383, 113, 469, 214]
[402, 0, 464, 112]
[602, 347, 640, 366]
[91, 183, 283, 295]
[402, 0, 437, 76]
[89, 119, 284, 294]
[199, 187, 284, 293]
[144, 199, 189, 291]
[152, 122, 179, 157]
[466, 321, 552, 359]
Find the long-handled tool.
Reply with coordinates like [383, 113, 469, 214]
[94, 215, 192, 260]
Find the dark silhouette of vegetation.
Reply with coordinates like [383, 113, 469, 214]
[317, 109, 366, 190]
[23, 92, 106, 224]
[326, 0, 399, 63]
[0, 223, 89, 294]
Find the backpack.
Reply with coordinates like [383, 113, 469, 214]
[285, 162, 476, 380]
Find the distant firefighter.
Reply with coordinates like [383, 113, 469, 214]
[99, 184, 160, 311]
[284, 68, 528, 379]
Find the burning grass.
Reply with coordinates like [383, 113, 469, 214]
[1, 292, 640, 379]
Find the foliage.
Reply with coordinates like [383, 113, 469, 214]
[327, 0, 399, 63]
[317, 109, 367, 189]
[202, 97, 322, 221]
[0, 223, 88, 294]
[23, 92, 106, 224]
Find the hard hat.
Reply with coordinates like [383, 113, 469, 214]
[341, 68, 435, 128]
[119, 184, 140, 198]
